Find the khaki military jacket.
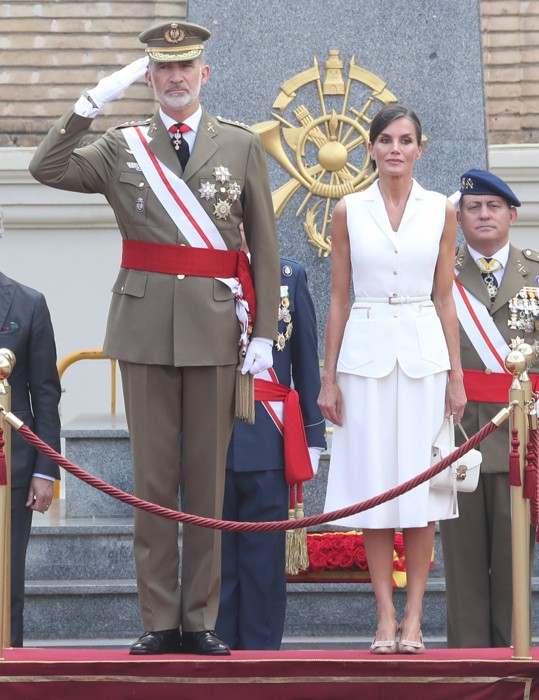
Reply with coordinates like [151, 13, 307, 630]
[29, 108, 280, 366]
[456, 244, 539, 472]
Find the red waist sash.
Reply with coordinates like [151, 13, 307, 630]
[121, 239, 256, 327]
[463, 368, 539, 403]
[254, 379, 314, 486]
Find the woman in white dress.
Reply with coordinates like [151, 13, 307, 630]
[318, 105, 466, 655]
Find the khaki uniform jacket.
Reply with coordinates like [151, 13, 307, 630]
[456, 244, 539, 472]
[29, 108, 280, 366]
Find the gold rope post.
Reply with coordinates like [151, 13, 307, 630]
[0, 349, 16, 659]
[506, 345, 534, 659]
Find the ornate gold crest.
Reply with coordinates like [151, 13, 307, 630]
[165, 23, 185, 44]
[251, 51, 398, 257]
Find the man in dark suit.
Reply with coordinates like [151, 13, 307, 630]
[216, 258, 326, 649]
[440, 169, 539, 647]
[29, 20, 280, 655]
[0, 270, 61, 646]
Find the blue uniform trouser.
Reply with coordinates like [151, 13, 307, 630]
[216, 469, 289, 650]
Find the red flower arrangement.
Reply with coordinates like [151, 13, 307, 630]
[287, 531, 421, 588]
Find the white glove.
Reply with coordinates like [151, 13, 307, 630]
[241, 337, 274, 375]
[74, 56, 149, 117]
[308, 446, 324, 476]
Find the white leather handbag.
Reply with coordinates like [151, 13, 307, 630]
[430, 416, 482, 493]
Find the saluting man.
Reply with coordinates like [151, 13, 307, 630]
[29, 20, 280, 656]
[441, 169, 539, 648]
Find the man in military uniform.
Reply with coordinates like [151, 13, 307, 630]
[29, 20, 280, 655]
[216, 258, 326, 649]
[440, 169, 539, 647]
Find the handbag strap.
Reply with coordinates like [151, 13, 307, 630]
[433, 416, 470, 445]
[455, 421, 470, 441]
[433, 416, 450, 445]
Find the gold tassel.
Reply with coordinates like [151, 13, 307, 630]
[235, 350, 255, 424]
[285, 501, 309, 575]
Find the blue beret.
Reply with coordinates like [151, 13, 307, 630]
[459, 168, 521, 207]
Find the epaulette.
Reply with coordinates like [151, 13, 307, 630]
[116, 118, 152, 130]
[216, 116, 253, 132]
[522, 248, 539, 263]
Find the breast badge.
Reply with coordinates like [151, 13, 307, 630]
[276, 285, 293, 351]
[508, 287, 539, 334]
[198, 165, 243, 221]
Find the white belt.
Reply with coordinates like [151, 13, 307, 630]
[353, 295, 431, 306]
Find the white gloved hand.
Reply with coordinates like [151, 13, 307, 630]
[241, 337, 274, 375]
[74, 56, 149, 117]
[308, 446, 324, 476]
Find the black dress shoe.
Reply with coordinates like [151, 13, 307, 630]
[181, 630, 231, 655]
[129, 629, 182, 655]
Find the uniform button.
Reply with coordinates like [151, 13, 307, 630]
[177, 274, 185, 280]
[60, 128, 66, 135]
[138, 182, 145, 188]
[393, 270, 398, 275]
[485, 368, 492, 375]
[120, 286, 125, 293]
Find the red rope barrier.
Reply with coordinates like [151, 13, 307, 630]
[12, 418, 501, 532]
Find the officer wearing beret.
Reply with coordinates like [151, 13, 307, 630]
[440, 168, 538, 647]
[216, 258, 326, 650]
[29, 20, 280, 655]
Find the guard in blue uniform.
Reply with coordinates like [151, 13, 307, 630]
[216, 258, 326, 649]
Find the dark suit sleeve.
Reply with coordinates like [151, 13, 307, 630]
[27, 294, 62, 479]
[289, 265, 326, 449]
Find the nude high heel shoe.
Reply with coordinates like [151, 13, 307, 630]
[369, 624, 399, 655]
[397, 629, 425, 654]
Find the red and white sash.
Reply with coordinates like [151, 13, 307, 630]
[254, 368, 313, 487]
[255, 368, 284, 433]
[122, 124, 250, 346]
[453, 277, 510, 373]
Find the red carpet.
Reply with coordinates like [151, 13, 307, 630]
[0, 647, 538, 700]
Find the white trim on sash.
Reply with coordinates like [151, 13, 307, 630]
[453, 277, 510, 373]
[256, 368, 284, 434]
[122, 124, 250, 346]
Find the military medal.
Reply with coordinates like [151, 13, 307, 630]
[213, 165, 230, 183]
[276, 332, 287, 351]
[214, 199, 232, 220]
[199, 167, 241, 220]
[228, 181, 242, 201]
[508, 287, 539, 335]
[276, 285, 293, 350]
[198, 181, 217, 200]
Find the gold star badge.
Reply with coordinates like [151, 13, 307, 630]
[214, 199, 232, 220]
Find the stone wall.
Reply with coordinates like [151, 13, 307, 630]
[1, 2, 537, 147]
[481, 0, 539, 144]
[0, 0, 184, 146]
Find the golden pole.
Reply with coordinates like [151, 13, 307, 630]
[0, 349, 16, 659]
[505, 347, 533, 659]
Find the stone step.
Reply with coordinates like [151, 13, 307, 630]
[22, 574, 539, 642]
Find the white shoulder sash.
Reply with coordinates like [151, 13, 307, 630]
[453, 277, 510, 373]
[122, 124, 249, 344]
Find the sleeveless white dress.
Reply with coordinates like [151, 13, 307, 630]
[324, 180, 458, 528]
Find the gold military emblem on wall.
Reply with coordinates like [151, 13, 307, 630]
[251, 51, 398, 257]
